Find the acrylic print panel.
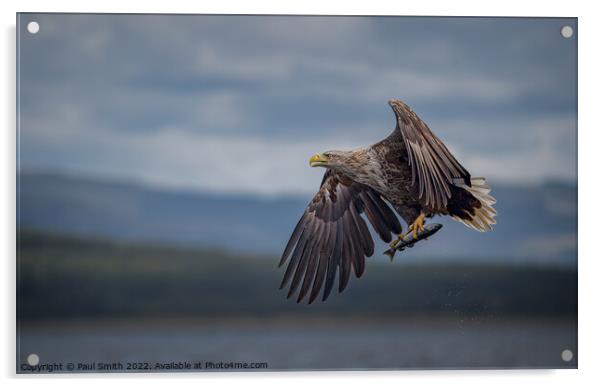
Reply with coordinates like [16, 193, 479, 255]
[16, 13, 577, 373]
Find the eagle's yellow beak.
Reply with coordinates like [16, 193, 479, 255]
[309, 153, 329, 167]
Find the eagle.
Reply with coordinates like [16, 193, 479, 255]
[279, 99, 496, 304]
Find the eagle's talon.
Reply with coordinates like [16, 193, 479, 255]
[408, 213, 426, 240]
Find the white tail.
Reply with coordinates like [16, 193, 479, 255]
[452, 177, 497, 232]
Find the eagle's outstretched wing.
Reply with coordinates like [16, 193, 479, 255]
[389, 99, 471, 211]
[279, 169, 401, 303]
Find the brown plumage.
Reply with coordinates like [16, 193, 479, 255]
[280, 99, 496, 303]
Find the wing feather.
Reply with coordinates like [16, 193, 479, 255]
[322, 218, 344, 301]
[389, 100, 470, 210]
[279, 212, 307, 267]
[308, 221, 334, 303]
[297, 222, 323, 302]
[359, 191, 392, 242]
[366, 190, 402, 234]
[279, 223, 310, 289]
[286, 221, 317, 298]
[338, 230, 353, 293]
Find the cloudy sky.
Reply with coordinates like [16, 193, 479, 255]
[18, 14, 577, 196]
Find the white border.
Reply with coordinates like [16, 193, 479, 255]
[3, 1, 600, 386]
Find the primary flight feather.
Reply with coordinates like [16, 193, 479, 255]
[279, 99, 496, 303]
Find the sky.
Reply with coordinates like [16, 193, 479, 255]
[18, 14, 577, 196]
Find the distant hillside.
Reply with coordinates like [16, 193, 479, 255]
[18, 230, 577, 321]
[17, 171, 577, 265]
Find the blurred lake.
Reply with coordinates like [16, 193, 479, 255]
[18, 318, 576, 372]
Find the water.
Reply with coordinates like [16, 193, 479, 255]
[17, 318, 577, 372]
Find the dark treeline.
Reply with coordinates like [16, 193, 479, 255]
[17, 230, 577, 321]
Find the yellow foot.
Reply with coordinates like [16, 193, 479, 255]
[408, 213, 426, 239]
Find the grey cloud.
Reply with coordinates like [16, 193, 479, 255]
[18, 14, 577, 194]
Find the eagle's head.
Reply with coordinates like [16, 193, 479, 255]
[309, 150, 354, 169]
[309, 149, 381, 188]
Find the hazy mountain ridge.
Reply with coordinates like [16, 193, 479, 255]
[17, 171, 577, 264]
